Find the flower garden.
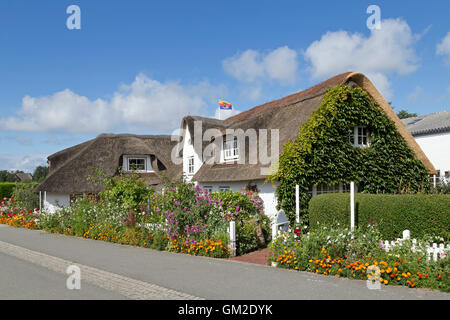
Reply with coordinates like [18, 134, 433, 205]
[0, 173, 271, 260]
[269, 221, 449, 292]
[1, 173, 448, 293]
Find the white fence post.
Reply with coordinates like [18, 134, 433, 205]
[402, 230, 410, 240]
[350, 182, 355, 231]
[229, 221, 236, 257]
[272, 223, 278, 240]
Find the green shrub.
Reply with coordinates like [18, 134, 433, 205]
[0, 183, 16, 199]
[150, 229, 170, 251]
[12, 183, 39, 211]
[36, 211, 62, 233]
[236, 222, 260, 255]
[120, 227, 141, 246]
[309, 193, 450, 240]
[211, 190, 256, 220]
[88, 168, 154, 212]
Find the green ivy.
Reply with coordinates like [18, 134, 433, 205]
[270, 85, 430, 224]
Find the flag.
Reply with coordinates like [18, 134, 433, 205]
[219, 100, 232, 110]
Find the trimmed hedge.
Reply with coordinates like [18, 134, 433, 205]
[0, 183, 16, 199]
[309, 193, 450, 240]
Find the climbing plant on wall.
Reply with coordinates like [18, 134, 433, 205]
[270, 85, 431, 224]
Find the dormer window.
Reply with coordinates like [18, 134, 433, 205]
[123, 155, 153, 173]
[223, 137, 239, 162]
[349, 126, 370, 148]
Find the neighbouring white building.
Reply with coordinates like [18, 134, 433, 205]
[403, 110, 450, 183]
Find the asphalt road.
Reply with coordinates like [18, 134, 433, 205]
[0, 224, 448, 300]
[0, 252, 126, 300]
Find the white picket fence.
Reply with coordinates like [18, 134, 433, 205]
[382, 230, 449, 262]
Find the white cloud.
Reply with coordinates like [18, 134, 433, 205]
[303, 19, 420, 99]
[263, 47, 298, 83]
[1, 74, 226, 134]
[223, 50, 264, 82]
[437, 32, 450, 67]
[0, 154, 47, 172]
[223, 46, 298, 84]
[407, 86, 424, 103]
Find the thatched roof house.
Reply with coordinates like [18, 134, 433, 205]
[180, 72, 436, 219]
[38, 71, 437, 216]
[36, 134, 182, 195]
[186, 72, 435, 184]
[14, 172, 33, 182]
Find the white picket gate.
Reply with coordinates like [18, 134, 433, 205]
[382, 230, 449, 262]
[272, 210, 290, 239]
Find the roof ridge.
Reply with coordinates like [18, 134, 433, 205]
[224, 72, 353, 124]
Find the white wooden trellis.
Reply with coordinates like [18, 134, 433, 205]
[382, 230, 449, 262]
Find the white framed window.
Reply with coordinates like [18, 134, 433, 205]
[349, 126, 370, 148]
[316, 183, 339, 195]
[310, 183, 355, 197]
[223, 137, 239, 162]
[123, 155, 153, 173]
[219, 186, 230, 192]
[188, 156, 195, 175]
[203, 186, 213, 193]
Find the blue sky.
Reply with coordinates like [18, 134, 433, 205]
[0, 0, 449, 172]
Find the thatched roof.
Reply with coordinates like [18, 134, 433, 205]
[15, 172, 33, 182]
[36, 134, 182, 194]
[402, 110, 450, 136]
[190, 72, 436, 182]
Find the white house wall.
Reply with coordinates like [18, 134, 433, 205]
[44, 193, 71, 213]
[414, 132, 450, 176]
[182, 124, 203, 182]
[199, 180, 279, 220]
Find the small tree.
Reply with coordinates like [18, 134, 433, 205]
[87, 167, 154, 212]
[0, 171, 17, 182]
[397, 109, 418, 119]
[12, 183, 40, 211]
[33, 166, 49, 182]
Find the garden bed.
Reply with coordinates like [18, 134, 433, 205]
[268, 223, 449, 292]
[0, 175, 271, 260]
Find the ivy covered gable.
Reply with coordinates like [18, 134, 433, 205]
[271, 84, 431, 223]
